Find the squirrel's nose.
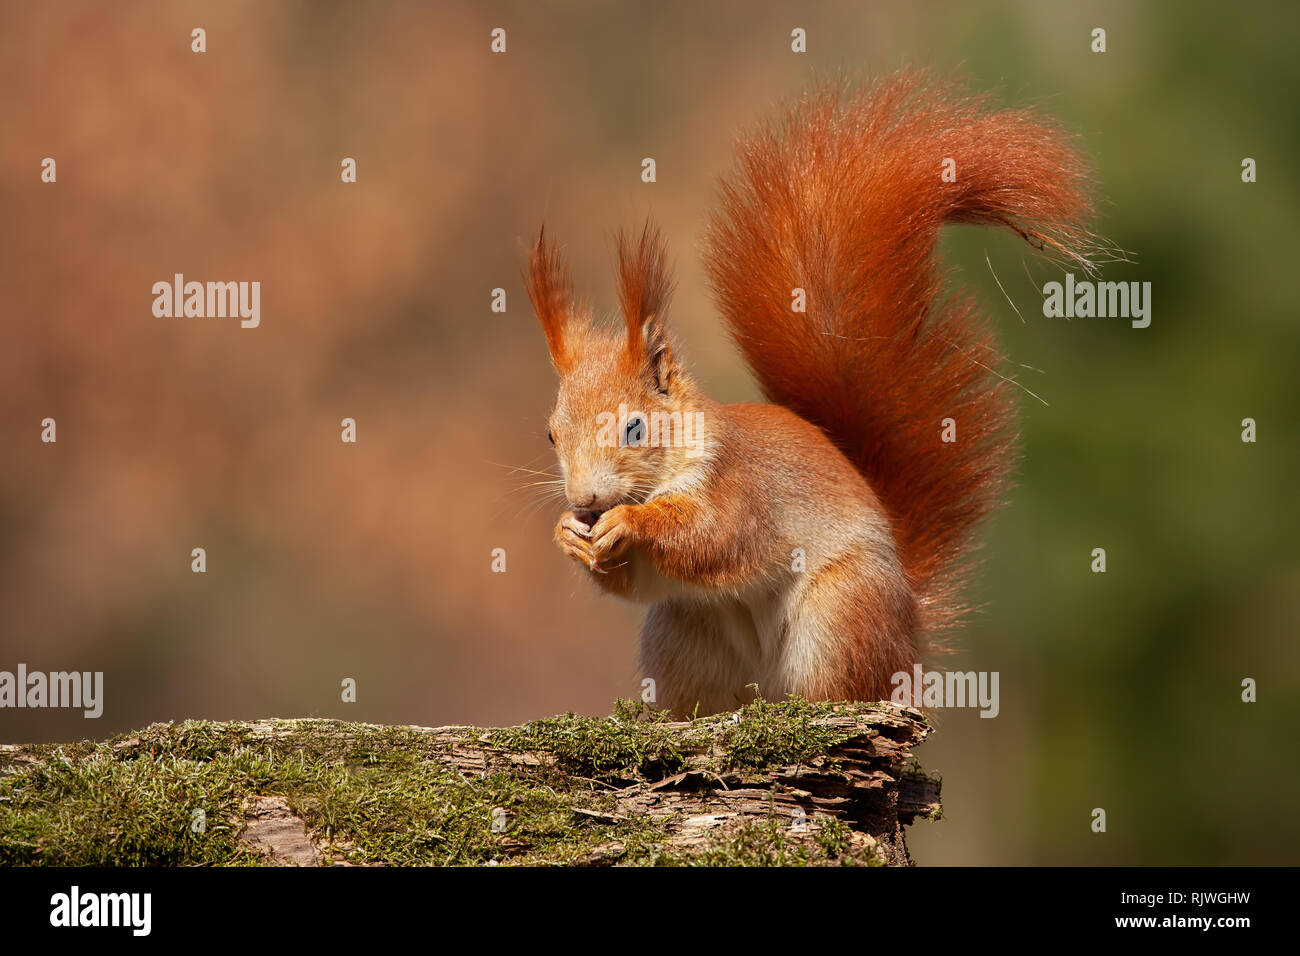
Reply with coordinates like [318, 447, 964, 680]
[571, 493, 598, 509]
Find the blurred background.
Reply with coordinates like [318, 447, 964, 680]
[1, 0, 1296, 864]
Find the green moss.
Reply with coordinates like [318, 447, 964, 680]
[719, 695, 860, 770]
[658, 815, 884, 867]
[486, 698, 697, 780]
[0, 698, 924, 867]
[0, 745, 259, 865]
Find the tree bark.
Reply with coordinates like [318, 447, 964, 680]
[0, 700, 940, 866]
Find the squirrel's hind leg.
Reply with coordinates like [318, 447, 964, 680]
[780, 552, 920, 704]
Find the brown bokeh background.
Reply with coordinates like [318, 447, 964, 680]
[2, 1, 1297, 864]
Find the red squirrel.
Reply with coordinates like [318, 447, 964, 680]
[525, 72, 1093, 715]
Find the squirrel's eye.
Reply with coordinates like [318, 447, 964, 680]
[624, 415, 646, 447]
[547, 428, 554, 445]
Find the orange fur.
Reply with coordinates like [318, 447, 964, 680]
[523, 226, 579, 374]
[703, 72, 1093, 634]
[528, 72, 1093, 714]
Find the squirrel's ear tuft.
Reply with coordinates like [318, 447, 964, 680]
[641, 314, 675, 395]
[617, 219, 674, 346]
[617, 219, 676, 393]
[524, 225, 577, 373]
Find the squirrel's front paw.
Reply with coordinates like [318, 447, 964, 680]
[554, 511, 596, 568]
[590, 505, 638, 570]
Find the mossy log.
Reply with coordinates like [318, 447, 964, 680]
[0, 697, 940, 866]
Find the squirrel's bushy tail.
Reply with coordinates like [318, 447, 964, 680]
[703, 72, 1093, 635]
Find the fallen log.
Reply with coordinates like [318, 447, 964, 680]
[0, 696, 940, 866]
